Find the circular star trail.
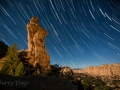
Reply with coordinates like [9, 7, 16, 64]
[0, 0, 120, 68]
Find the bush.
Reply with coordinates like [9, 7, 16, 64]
[41, 69, 52, 77]
[49, 64, 62, 76]
[36, 64, 62, 77]
[81, 76, 94, 90]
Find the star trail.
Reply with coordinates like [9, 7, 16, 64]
[0, 0, 120, 68]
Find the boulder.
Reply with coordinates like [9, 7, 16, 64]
[60, 66, 74, 79]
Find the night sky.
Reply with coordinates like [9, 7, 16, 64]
[0, 0, 120, 68]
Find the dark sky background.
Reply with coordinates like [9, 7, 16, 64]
[0, 0, 120, 68]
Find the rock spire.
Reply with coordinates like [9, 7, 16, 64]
[27, 16, 50, 73]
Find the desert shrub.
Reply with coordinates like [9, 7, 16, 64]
[51, 64, 62, 75]
[39, 64, 62, 77]
[70, 74, 113, 90]
[94, 78, 104, 87]
[32, 63, 41, 75]
[81, 76, 95, 90]
[41, 69, 52, 77]
[25, 64, 33, 75]
[95, 85, 112, 90]
[32, 64, 62, 76]
[72, 76, 84, 90]
[103, 86, 112, 90]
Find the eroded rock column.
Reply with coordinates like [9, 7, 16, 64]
[27, 16, 50, 73]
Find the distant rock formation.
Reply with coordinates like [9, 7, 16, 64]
[72, 63, 120, 78]
[26, 16, 50, 73]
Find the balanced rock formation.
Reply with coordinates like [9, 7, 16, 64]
[72, 63, 120, 78]
[27, 16, 50, 73]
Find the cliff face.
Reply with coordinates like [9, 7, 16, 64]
[27, 16, 50, 73]
[72, 63, 120, 77]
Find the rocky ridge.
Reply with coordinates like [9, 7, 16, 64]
[72, 63, 120, 79]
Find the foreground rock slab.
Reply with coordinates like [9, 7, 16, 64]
[0, 74, 77, 90]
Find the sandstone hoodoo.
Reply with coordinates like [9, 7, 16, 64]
[27, 16, 50, 73]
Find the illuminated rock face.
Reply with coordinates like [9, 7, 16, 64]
[27, 16, 50, 73]
[60, 66, 74, 76]
[72, 63, 120, 77]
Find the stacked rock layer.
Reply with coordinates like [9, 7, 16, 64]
[72, 63, 120, 77]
